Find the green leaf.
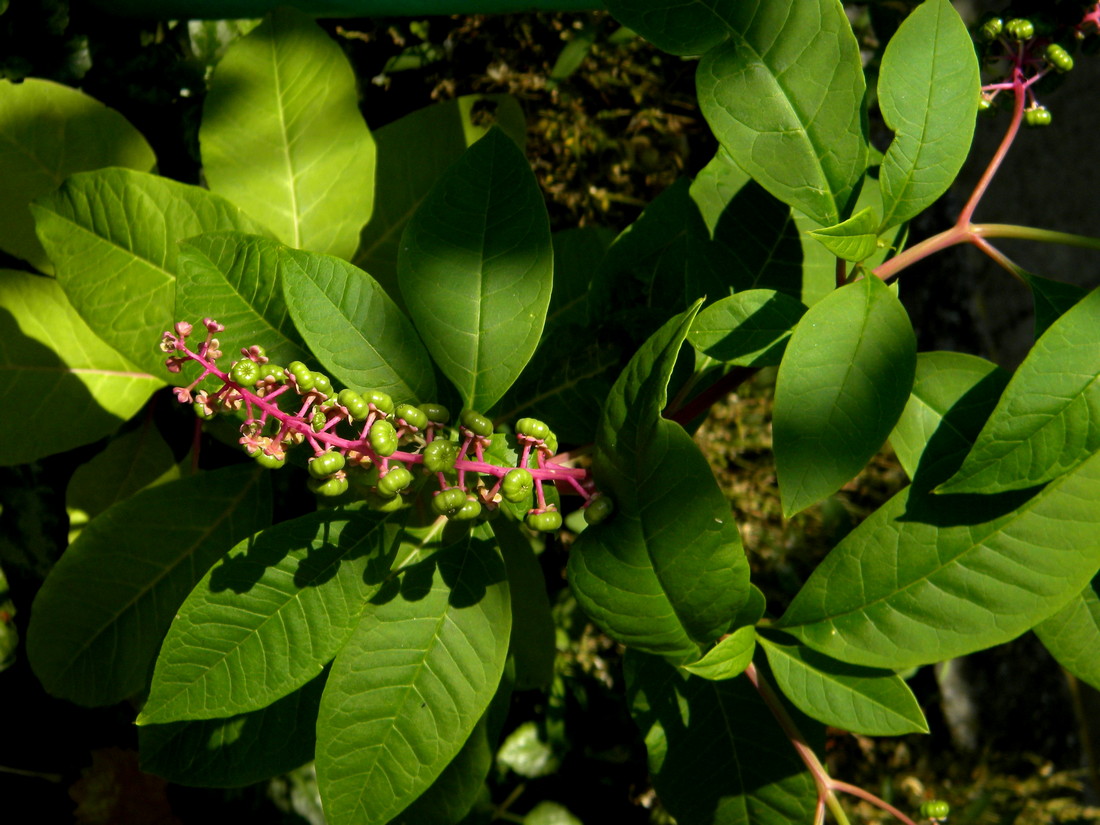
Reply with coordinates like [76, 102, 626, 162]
[398, 128, 553, 411]
[1034, 577, 1100, 692]
[1022, 272, 1089, 340]
[774, 276, 916, 517]
[682, 625, 756, 681]
[602, 0, 732, 55]
[138, 506, 403, 725]
[775, 448, 1100, 669]
[877, 0, 979, 231]
[493, 519, 556, 690]
[544, 226, 616, 340]
[627, 651, 818, 825]
[938, 286, 1100, 494]
[567, 304, 750, 659]
[689, 148, 751, 234]
[696, 0, 867, 227]
[66, 423, 180, 541]
[889, 351, 1009, 486]
[757, 635, 927, 735]
[0, 270, 161, 466]
[793, 209, 843, 308]
[497, 720, 560, 778]
[280, 246, 437, 403]
[0, 292, 151, 475]
[355, 94, 526, 303]
[200, 7, 376, 259]
[175, 232, 309, 367]
[315, 526, 511, 825]
[31, 168, 264, 376]
[689, 289, 807, 368]
[140, 670, 325, 787]
[0, 77, 155, 273]
[27, 465, 270, 706]
[807, 207, 880, 262]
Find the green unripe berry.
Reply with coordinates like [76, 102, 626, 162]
[309, 475, 349, 498]
[919, 800, 950, 820]
[193, 399, 218, 420]
[308, 450, 346, 479]
[1026, 106, 1052, 126]
[526, 510, 562, 532]
[312, 373, 332, 396]
[453, 496, 482, 521]
[258, 363, 286, 383]
[422, 440, 458, 473]
[460, 410, 493, 438]
[230, 359, 261, 388]
[516, 418, 550, 440]
[395, 403, 428, 430]
[338, 389, 370, 420]
[377, 466, 414, 496]
[584, 494, 614, 526]
[419, 403, 450, 424]
[1005, 18, 1034, 40]
[501, 468, 534, 503]
[369, 419, 398, 456]
[432, 487, 468, 517]
[977, 16, 1002, 41]
[364, 389, 394, 415]
[365, 490, 407, 512]
[254, 450, 286, 470]
[1046, 43, 1073, 72]
[978, 96, 994, 113]
[310, 409, 328, 432]
[287, 361, 315, 391]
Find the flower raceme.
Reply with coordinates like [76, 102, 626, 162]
[159, 320, 613, 530]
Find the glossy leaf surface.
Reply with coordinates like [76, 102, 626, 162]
[757, 636, 927, 735]
[776, 449, 1100, 669]
[682, 625, 756, 681]
[201, 7, 375, 259]
[32, 168, 263, 376]
[807, 207, 880, 262]
[399, 128, 553, 411]
[0, 270, 161, 466]
[139, 507, 403, 725]
[877, 0, 979, 230]
[1034, 577, 1100, 692]
[774, 275, 916, 516]
[0, 78, 155, 272]
[696, 0, 867, 227]
[689, 289, 807, 368]
[568, 304, 750, 659]
[939, 286, 1100, 494]
[281, 246, 437, 403]
[316, 527, 511, 825]
[28, 465, 270, 706]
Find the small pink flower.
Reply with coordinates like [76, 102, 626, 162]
[174, 321, 193, 339]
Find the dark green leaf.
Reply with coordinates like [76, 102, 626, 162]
[1034, 577, 1100, 692]
[1022, 272, 1089, 340]
[27, 465, 270, 706]
[398, 128, 553, 411]
[493, 519, 556, 690]
[689, 290, 807, 368]
[774, 276, 916, 516]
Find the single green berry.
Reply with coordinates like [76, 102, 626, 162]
[526, 510, 562, 532]
[419, 403, 450, 424]
[977, 16, 1003, 41]
[422, 440, 458, 473]
[254, 450, 286, 470]
[229, 359, 261, 388]
[310, 409, 328, 432]
[377, 466, 414, 496]
[310, 475, 349, 498]
[338, 389, 370, 420]
[370, 419, 399, 456]
[584, 494, 614, 526]
[1004, 18, 1034, 40]
[919, 800, 950, 820]
[1025, 106, 1052, 126]
[364, 389, 394, 415]
[287, 361, 315, 391]
[308, 450, 346, 479]
[1046, 43, 1074, 72]
[515, 417, 550, 440]
[193, 399, 218, 421]
[365, 490, 407, 512]
[432, 487, 468, 517]
[452, 496, 482, 521]
[501, 468, 534, 503]
[460, 410, 493, 438]
[312, 373, 333, 396]
[395, 403, 428, 430]
[258, 363, 286, 383]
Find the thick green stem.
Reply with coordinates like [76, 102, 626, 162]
[974, 223, 1100, 251]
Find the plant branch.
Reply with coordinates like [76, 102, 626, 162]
[958, 68, 1026, 226]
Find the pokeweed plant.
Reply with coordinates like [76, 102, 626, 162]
[5, 1, 1100, 824]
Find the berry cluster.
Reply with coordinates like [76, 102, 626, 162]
[975, 5, 1098, 125]
[159, 320, 613, 531]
